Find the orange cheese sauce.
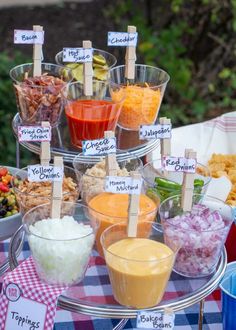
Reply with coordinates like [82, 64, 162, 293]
[106, 238, 174, 308]
[88, 192, 158, 256]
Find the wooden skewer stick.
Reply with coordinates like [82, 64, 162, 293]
[83, 40, 93, 96]
[33, 25, 43, 77]
[104, 131, 117, 176]
[181, 149, 196, 212]
[50, 156, 63, 219]
[125, 25, 137, 80]
[127, 172, 141, 237]
[40, 121, 50, 166]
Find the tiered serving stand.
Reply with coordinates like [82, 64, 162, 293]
[0, 112, 227, 330]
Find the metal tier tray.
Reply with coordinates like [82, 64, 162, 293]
[12, 113, 160, 163]
[8, 226, 227, 320]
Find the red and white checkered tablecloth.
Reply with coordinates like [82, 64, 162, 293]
[0, 239, 223, 330]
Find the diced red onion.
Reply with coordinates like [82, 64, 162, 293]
[162, 204, 230, 277]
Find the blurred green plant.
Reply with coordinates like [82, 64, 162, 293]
[0, 51, 32, 166]
[105, 0, 236, 126]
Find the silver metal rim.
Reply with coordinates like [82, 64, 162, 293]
[9, 226, 227, 319]
[12, 114, 160, 162]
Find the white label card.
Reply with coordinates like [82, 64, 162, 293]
[136, 311, 175, 329]
[18, 126, 51, 142]
[139, 124, 172, 140]
[5, 296, 47, 330]
[108, 32, 138, 46]
[162, 156, 196, 173]
[63, 47, 93, 63]
[27, 165, 64, 182]
[82, 137, 116, 156]
[105, 176, 142, 195]
[14, 30, 44, 44]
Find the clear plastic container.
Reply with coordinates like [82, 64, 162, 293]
[12, 165, 79, 215]
[63, 80, 125, 147]
[55, 48, 117, 82]
[160, 194, 233, 277]
[101, 221, 179, 308]
[109, 64, 170, 130]
[142, 159, 211, 203]
[23, 202, 98, 286]
[10, 62, 72, 126]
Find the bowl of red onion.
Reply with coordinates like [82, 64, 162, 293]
[160, 194, 233, 278]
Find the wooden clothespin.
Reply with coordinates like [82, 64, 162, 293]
[181, 149, 196, 212]
[127, 172, 141, 237]
[125, 25, 137, 80]
[160, 117, 171, 177]
[40, 121, 50, 166]
[50, 156, 63, 219]
[33, 25, 43, 77]
[83, 40, 93, 96]
[104, 131, 117, 176]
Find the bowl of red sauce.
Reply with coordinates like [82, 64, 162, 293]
[63, 81, 125, 148]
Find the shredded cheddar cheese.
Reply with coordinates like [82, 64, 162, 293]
[112, 85, 161, 130]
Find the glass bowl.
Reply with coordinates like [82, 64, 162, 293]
[160, 194, 233, 277]
[10, 62, 73, 127]
[12, 165, 80, 215]
[109, 64, 170, 130]
[23, 201, 98, 286]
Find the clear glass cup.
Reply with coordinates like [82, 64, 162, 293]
[109, 64, 170, 130]
[23, 202, 98, 286]
[142, 159, 211, 203]
[73, 154, 143, 203]
[101, 221, 179, 308]
[63, 80, 125, 147]
[12, 165, 79, 215]
[10, 62, 73, 126]
[74, 157, 160, 257]
[160, 194, 233, 277]
[55, 48, 117, 82]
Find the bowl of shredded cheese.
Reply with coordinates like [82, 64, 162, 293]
[109, 64, 170, 131]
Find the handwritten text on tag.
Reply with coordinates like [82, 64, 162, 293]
[5, 296, 47, 330]
[18, 126, 51, 142]
[108, 32, 138, 46]
[14, 30, 44, 44]
[105, 176, 142, 195]
[162, 156, 196, 173]
[82, 137, 116, 156]
[136, 311, 175, 329]
[139, 124, 172, 140]
[27, 165, 63, 182]
[63, 48, 93, 62]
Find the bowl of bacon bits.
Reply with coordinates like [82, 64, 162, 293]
[0, 166, 21, 240]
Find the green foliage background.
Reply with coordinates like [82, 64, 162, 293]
[0, 51, 32, 166]
[105, 0, 236, 125]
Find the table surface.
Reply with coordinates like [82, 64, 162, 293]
[0, 237, 224, 330]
